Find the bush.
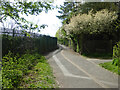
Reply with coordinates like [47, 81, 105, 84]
[112, 41, 120, 66]
[2, 52, 43, 88]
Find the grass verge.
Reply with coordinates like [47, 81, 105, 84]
[19, 56, 58, 88]
[0, 61, 1, 89]
[99, 61, 120, 75]
[2, 52, 58, 88]
[82, 53, 112, 59]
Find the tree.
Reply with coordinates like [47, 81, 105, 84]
[57, 2, 81, 24]
[0, 0, 52, 31]
[64, 9, 118, 37]
[55, 26, 70, 45]
[57, 2, 118, 24]
[79, 2, 118, 14]
[61, 9, 118, 52]
[56, 2, 119, 53]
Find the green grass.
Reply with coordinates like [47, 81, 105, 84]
[0, 61, 1, 88]
[19, 56, 58, 88]
[2, 52, 58, 88]
[99, 61, 120, 75]
[82, 53, 112, 59]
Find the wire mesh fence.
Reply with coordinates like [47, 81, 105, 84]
[1, 27, 58, 56]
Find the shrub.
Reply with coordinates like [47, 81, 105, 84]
[2, 52, 43, 88]
[112, 41, 120, 66]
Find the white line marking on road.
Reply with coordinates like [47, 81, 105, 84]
[53, 55, 91, 80]
[61, 50, 109, 88]
[86, 55, 118, 87]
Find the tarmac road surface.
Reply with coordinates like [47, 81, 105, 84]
[46, 44, 119, 88]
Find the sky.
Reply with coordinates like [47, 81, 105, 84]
[1, 0, 118, 37]
[0, 0, 65, 37]
[24, 0, 65, 37]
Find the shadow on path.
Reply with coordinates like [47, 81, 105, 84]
[44, 44, 63, 59]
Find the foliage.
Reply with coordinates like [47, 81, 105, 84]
[0, 61, 2, 89]
[60, 9, 117, 53]
[57, 2, 118, 24]
[55, 27, 69, 45]
[57, 2, 80, 24]
[57, 8, 118, 54]
[100, 61, 120, 75]
[0, 1, 52, 30]
[2, 52, 45, 88]
[112, 42, 120, 66]
[76, 42, 80, 53]
[64, 9, 117, 35]
[79, 2, 118, 14]
[2, 34, 58, 88]
[114, 19, 120, 29]
[20, 56, 58, 88]
[99, 42, 120, 75]
[55, 27, 67, 39]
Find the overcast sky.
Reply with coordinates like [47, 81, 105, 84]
[1, 0, 117, 37]
[24, 0, 65, 37]
[0, 0, 65, 37]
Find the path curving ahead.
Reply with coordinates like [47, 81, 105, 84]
[47, 45, 119, 88]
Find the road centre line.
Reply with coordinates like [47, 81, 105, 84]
[61, 50, 109, 88]
[52, 55, 91, 80]
[86, 57, 118, 87]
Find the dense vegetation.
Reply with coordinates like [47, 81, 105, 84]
[56, 2, 120, 74]
[2, 52, 58, 88]
[2, 53, 41, 88]
[56, 9, 118, 54]
[100, 42, 120, 75]
[1, 34, 58, 88]
[56, 2, 119, 56]
[20, 56, 58, 88]
[0, 1, 59, 88]
[112, 42, 120, 66]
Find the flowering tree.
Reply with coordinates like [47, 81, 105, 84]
[64, 9, 118, 36]
[60, 9, 118, 52]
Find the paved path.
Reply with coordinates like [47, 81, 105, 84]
[46, 45, 119, 88]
